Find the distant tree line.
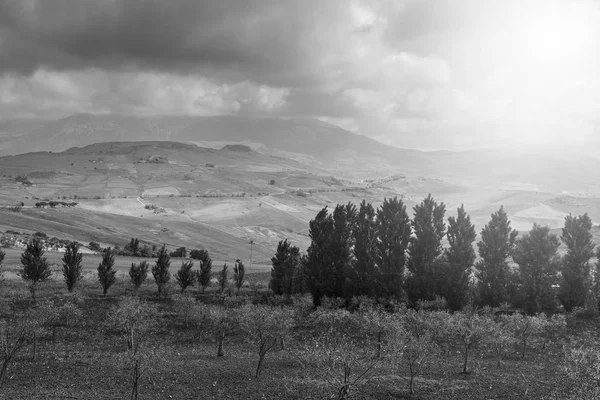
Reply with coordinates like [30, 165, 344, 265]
[35, 201, 78, 208]
[14, 236, 227, 298]
[270, 194, 600, 314]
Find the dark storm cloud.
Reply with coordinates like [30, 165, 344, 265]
[275, 89, 358, 118]
[0, 0, 347, 87]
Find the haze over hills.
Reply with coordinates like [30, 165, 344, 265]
[0, 114, 426, 164]
[1, 115, 600, 263]
[1, 136, 600, 264]
[2, 113, 600, 194]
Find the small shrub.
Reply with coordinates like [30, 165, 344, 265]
[35, 297, 83, 342]
[62, 241, 83, 292]
[393, 309, 440, 395]
[152, 245, 171, 297]
[107, 297, 155, 352]
[237, 304, 295, 378]
[448, 307, 489, 373]
[129, 261, 150, 290]
[233, 259, 245, 295]
[172, 293, 196, 328]
[303, 308, 380, 399]
[88, 241, 101, 252]
[196, 253, 212, 294]
[0, 249, 5, 283]
[218, 264, 228, 294]
[204, 305, 238, 357]
[19, 237, 52, 299]
[169, 247, 187, 258]
[174, 260, 195, 293]
[98, 247, 117, 296]
[504, 313, 547, 359]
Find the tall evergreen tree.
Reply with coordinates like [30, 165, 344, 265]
[270, 239, 301, 296]
[594, 247, 600, 311]
[512, 224, 560, 314]
[19, 236, 52, 298]
[558, 213, 595, 311]
[196, 251, 213, 294]
[152, 245, 171, 296]
[350, 200, 377, 297]
[0, 249, 5, 281]
[233, 259, 245, 295]
[218, 264, 229, 293]
[375, 196, 411, 300]
[62, 241, 83, 292]
[97, 247, 117, 296]
[476, 206, 518, 307]
[331, 203, 356, 298]
[405, 194, 446, 305]
[443, 204, 477, 311]
[304, 207, 335, 306]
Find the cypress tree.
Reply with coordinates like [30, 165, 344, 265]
[233, 259, 245, 295]
[196, 251, 213, 294]
[304, 207, 335, 306]
[513, 224, 560, 314]
[331, 203, 356, 298]
[19, 237, 52, 298]
[558, 214, 595, 311]
[374, 196, 411, 300]
[405, 194, 446, 306]
[350, 200, 377, 297]
[152, 245, 171, 296]
[443, 204, 477, 311]
[62, 241, 83, 292]
[476, 206, 518, 307]
[270, 239, 301, 296]
[97, 247, 117, 296]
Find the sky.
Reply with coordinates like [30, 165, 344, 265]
[1, 0, 600, 150]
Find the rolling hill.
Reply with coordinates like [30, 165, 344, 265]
[2, 113, 600, 194]
[0, 114, 425, 166]
[0, 139, 599, 263]
[1, 114, 600, 264]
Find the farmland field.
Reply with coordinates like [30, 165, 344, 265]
[0, 277, 596, 400]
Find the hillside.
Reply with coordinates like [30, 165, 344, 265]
[0, 114, 424, 165]
[1, 139, 600, 264]
[2, 114, 600, 195]
[0, 141, 370, 261]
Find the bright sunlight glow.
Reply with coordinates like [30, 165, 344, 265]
[484, 1, 600, 147]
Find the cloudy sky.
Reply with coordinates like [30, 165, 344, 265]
[1, 0, 599, 150]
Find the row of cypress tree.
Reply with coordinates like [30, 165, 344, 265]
[270, 194, 600, 313]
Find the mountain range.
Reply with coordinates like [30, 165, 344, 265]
[1, 113, 599, 194]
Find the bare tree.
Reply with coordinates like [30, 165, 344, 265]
[237, 304, 294, 378]
[205, 305, 237, 357]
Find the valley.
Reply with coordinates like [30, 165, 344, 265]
[1, 115, 600, 266]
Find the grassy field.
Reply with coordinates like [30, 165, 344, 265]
[0, 275, 595, 400]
